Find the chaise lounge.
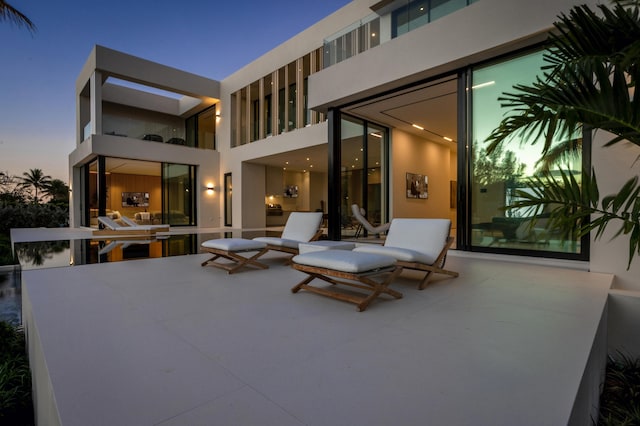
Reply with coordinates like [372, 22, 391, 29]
[93, 216, 169, 236]
[253, 211, 324, 261]
[351, 204, 390, 238]
[353, 218, 458, 289]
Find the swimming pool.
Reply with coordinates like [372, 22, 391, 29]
[4, 229, 283, 323]
[13, 230, 280, 270]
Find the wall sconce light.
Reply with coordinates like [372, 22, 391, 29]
[205, 184, 215, 194]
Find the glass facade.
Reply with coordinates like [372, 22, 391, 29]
[102, 103, 216, 149]
[470, 50, 584, 256]
[82, 157, 196, 227]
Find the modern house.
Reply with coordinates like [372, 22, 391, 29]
[69, 0, 639, 346]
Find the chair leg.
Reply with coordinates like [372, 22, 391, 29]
[201, 250, 269, 274]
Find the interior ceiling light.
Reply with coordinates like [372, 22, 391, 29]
[412, 124, 424, 130]
[369, 132, 382, 138]
[471, 81, 495, 89]
[443, 136, 453, 141]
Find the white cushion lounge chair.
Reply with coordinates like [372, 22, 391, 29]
[120, 215, 170, 231]
[353, 218, 458, 290]
[94, 216, 168, 236]
[253, 211, 324, 260]
[351, 204, 390, 238]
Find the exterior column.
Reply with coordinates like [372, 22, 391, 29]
[90, 71, 102, 137]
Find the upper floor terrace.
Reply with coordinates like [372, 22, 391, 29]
[77, 45, 220, 151]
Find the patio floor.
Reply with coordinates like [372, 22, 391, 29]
[22, 250, 612, 426]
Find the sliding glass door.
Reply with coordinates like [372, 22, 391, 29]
[162, 163, 196, 226]
[339, 114, 389, 239]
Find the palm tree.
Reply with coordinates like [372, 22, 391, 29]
[0, 0, 36, 32]
[43, 179, 70, 205]
[19, 169, 51, 204]
[485, 0, 640, 268]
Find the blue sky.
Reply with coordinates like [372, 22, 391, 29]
[1, 0, 351, 181]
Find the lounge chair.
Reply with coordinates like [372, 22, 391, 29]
[353, 218, 458, 289]
[253, 211, 324, 260]
[351, 204, 390, 238]
[291, 250, 403, 311]
[120, 215, 170, 230]
[200, 238, 269, 274]
[94, 216, 168, 236]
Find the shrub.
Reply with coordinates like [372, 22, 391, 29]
[0, 321, 33, 425]
[598, 352, 640, 425]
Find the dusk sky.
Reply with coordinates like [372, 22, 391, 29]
[1, 0, 351, 182]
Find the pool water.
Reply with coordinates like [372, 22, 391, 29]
[3, 230, 282, 323]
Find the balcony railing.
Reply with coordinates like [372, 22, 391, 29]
[323, 0, 478, 68]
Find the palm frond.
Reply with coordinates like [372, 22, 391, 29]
[0, 0, 36, 33]
[486, 1, 640, 157]
[506, 169, 640, 268]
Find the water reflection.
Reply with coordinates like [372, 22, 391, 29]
[0, 269, 21, 325]
[14, 240, 70, 267]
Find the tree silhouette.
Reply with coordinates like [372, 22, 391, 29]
[19, 169, 51, 204]
[43, 179, 69, 205]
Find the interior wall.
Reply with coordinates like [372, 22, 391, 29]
[242, 162, 267, 228]
[106, 173, 161, 216]
[391, 129, 455, 220]
[309, 171, 328, 213]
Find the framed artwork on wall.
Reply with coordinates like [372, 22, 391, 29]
[406, 173, 428, 199]
[122, 192, 150, 207]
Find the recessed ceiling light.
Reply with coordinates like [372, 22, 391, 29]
[443, 136, 453, 141]
[412, 124, 424, 130]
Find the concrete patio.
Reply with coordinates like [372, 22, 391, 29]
[22, 249, 612, 425]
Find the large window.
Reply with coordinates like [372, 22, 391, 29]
[186, 106, 216, 149]
[470, 50, 585, 256]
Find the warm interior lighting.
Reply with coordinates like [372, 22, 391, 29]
[471, 81, 495, 89]
[412, 124, 424, 130]
[369, 132, 382, 138]
[443, 136, 453, 141]
[205, 184, 215, 193]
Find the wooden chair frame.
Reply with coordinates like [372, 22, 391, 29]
[397, 236, 459, 290]
[201, 247, 269, 274]
[291, 264, 403, 311]
[255, 229, 324, 261]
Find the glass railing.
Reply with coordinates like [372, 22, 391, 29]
[323, 0, 478, 68]
[102, 114, 189, 146]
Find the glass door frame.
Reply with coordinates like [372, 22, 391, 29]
[327, 109, 390, 240]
